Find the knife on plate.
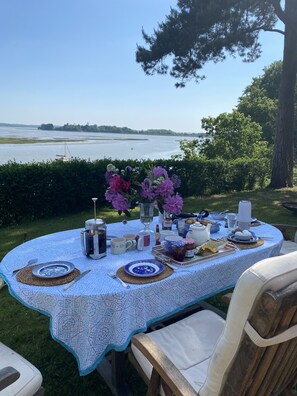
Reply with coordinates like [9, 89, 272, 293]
[63, 269, 91, 291]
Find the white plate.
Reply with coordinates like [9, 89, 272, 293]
[32, 261, 75, 279]
[124, 260, 164, 277]
[227, 233, 259, 244]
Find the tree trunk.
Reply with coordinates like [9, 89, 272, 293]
[270, 0, 297, 188]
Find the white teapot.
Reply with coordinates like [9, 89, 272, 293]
[186, 222, 211, 247]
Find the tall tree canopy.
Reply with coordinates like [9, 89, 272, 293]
[136, 0, 297, 188]
[238, 60, 297, 150]
[178, 110, 271, 161]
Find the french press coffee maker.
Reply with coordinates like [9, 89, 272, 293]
[81, 198, 107, 259]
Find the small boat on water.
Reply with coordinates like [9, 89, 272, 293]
[55, 143, 72, 162]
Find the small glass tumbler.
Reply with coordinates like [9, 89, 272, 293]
[177, 218, 186, 237]
[226, 213, 237, 231]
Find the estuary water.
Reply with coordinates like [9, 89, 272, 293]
[0, 126, 197, 164]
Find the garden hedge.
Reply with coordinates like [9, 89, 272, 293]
[0, 157, 270, 226]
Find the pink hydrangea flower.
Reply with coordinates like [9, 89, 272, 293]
[110, 175, 131, 193]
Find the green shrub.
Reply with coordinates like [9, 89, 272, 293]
[0, 157, 270, 225]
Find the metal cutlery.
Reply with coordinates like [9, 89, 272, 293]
[219, 210, 229, 215]
[108, 272, 130, 288]
[154, 254, 175, 269]
[12, 258, 38, 275]
[63, 269, 91, 291]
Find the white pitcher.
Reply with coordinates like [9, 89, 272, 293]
[186, 222, 211, 247]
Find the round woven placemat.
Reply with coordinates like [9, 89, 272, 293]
[116, 265, 173, 284]
[16, 265, 81, 286]
[231, 238, 264, 250]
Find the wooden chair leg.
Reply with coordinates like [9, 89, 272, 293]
[147, 368, 161, 396]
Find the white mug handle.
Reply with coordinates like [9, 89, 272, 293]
[125, 240, 133, 251]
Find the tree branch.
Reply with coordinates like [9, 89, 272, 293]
[270, 0, 286, 24]
[262, 27, 285, 35]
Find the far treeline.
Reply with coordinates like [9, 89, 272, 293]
[38, 123, 202, 137]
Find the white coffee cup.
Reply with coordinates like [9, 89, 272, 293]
[111, 237, 133, 255]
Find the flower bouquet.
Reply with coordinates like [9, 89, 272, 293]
[104, 164, 183, 216]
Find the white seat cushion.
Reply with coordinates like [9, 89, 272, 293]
[0, 342, 42, 395]
[200, 251, 297, 396]
[132, 252, 297, 396]
[280, 240, 297, 255]
[131, 309, 225, 393]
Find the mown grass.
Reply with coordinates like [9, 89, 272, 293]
[1, 187, 297, 395]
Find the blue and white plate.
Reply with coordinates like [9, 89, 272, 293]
[124, 260, 164, 278]
[32, 261, 75, 279]
[227, 233, 258, 244]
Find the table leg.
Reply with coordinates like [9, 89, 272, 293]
[96, 350, 133, 396]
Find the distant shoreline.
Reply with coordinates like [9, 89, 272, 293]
[37, 123, 203, 137]
[0, 137, 149, 145]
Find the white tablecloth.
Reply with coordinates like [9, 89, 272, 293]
[0, 218, 283, 375]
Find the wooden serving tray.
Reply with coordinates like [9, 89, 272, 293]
[152, 243, 237, 267]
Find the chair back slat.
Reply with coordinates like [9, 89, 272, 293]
[220, 281, 297, 396]
[269, 311, 297, 393]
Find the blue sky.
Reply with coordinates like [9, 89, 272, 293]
[0, 1, 284, 132]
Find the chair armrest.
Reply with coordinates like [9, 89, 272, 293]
[272, 224, 297, 241]
[0, 366, 20, 391]
[132, 333, 196, 396]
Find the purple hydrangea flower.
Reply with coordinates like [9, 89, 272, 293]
[171, 174, 181, 189]
[111, 193, 129, 211]
[152, 167, 168, 179]
[155, 179, 174, 199]
[163, 193, 183, 215]
[105, 170, 113, 183]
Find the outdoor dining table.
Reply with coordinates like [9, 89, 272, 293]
[0, 217, 283, 395]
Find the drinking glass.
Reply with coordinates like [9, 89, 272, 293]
[139, 203, 154, 250]
[140, 203, 154, 228]
[226, 213, 237, 231]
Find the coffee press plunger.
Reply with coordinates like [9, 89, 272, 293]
[81, 198, 107, 259]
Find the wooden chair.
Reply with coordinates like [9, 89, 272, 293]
[0, 277, 5, 290]
[129, 252, 297, 395]
[272, 224, 297, 255]
[0, 342, 44, 395]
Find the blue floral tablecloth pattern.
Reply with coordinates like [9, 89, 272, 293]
[0, 218, 283, 375]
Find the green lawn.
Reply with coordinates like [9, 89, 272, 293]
[1, 187, 297, 395]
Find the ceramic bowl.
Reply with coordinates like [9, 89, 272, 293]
[163, 235, 183, 254]
[210, 222, 220, 233]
